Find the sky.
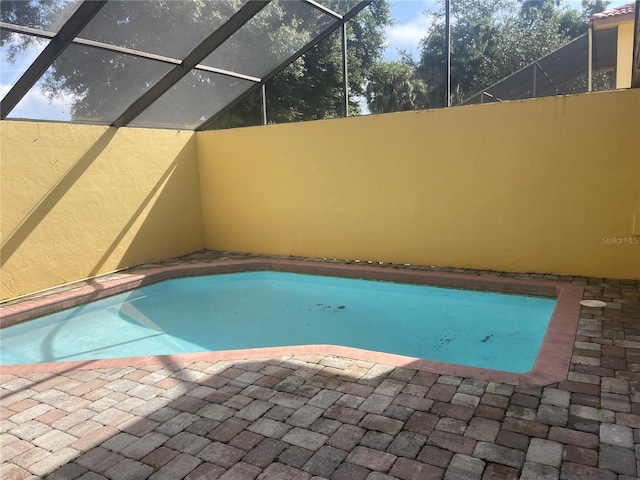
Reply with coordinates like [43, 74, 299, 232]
[384, 0, 439, 60]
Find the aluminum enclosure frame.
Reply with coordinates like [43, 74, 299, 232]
[0, 0, 373, 129]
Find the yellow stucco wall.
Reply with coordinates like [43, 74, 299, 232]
[198, 89, 640, 279]
[1, 122, 205, 299]
[617, 21, 635, 89]
[1, 89, 638, 300]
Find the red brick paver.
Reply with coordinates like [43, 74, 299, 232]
[1, 251, 639, 479]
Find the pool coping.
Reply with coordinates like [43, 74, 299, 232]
[0, 259, 584, 385]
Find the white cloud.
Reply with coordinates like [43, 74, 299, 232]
[383, 0, 437, 60]
[1, 82, 76, 121]
[387, 16, 430, 46]
[1, 39, 47, 84]
[384, 13, 432, 59]
[1, 39, 76, 121]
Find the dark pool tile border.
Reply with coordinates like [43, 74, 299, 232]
[0, 259, 583, 385]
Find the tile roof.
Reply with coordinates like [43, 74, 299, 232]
[591, 2, 635, 20]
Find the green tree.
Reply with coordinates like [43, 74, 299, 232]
[366, 59, 428, 113]
[210, 0, 392, 128]
[1, 0, 391, 128]
[581, 0, 610, 18]
[416, 0, 609, 107]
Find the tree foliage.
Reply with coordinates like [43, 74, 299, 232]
[2, 0, 613, 121]
[366, 59, 427, 114]
[417, 0, 609, 107]
[1, 0, 80, 54]
[1, 0, 391, 128]
[211, 0, 391, 128]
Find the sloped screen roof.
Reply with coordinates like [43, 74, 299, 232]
[462, 33, 590, 105]
[0, 0, 370, 130]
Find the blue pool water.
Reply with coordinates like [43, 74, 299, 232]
[0, 272, 556, 372]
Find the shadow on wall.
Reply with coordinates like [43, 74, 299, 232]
[0, 125, 204, 300]
[88, 135, 204, 277]
[0, 128, 118, 268]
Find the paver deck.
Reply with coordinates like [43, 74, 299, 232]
[2, 251, 639, 479]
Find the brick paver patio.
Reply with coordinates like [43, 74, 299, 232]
[1, 251, 639, 479]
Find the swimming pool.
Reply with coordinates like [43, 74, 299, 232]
[1, 270, 556, 372]
[0, 259, 584, 384]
